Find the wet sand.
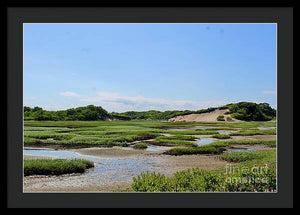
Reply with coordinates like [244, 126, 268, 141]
[225, 144, 275, 152]
[228, 135, 276, 141]
[24, 155, 54, 160]
[70, 146, 174, 157]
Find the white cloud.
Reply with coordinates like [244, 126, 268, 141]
[60, 91, 81, 97]
[261, 90, 276, 95]
[76, 91, 228, 112]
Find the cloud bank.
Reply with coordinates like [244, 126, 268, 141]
[60, 91, 228, 112]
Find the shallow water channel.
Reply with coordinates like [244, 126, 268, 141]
[128, 145, 163, 152]
[197, 138, 216, 146]
[258, 126, 276, 130]
[219, 131, 230, 135]
[144, 145, 162, 152]
[196, 137, 257, 153]
[226, 148, 256, 153]
[24, 148, 158, 186]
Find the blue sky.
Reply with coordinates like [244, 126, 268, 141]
[24, 23, 276, 112]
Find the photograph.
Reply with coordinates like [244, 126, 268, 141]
[23, 23, 277, 193]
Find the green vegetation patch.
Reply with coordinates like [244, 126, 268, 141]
[23, 121, 276, 148]
[210, 140, 276, 148]
[164, 145, 221, 155]
[200, 127, 237, 131]
[24, 159, 94, 176]
[164, 140, 276, 156]
[221, 102, 276, 121]
[24, 137, 41, 144]
[24, 105, 110, 121]
[217, 115, 225, 121]
[211, 134, 231, 139]
[226, 117, 233, 121]
[133, 143, 148, 149]
[154, 137, 198, 147]
[157, 135, 197, 141]
[167, 130, 219, 135]
[24, 123, 163, 147]
[132, 165, 276, 192]
[24, 131, 75, 140]
[132, 150, 277, 192]
[219, 151, 269, 162]
[229, 129, 276, 136]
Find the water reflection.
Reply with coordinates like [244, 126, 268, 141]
[197, 138, 215, 146]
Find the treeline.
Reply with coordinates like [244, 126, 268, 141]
[24, 106, 220, 121]
[24, 105, 110, 121]
[24, 102, 276, 121]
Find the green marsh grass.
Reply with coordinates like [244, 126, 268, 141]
[24, 123, 162, 147]
[154, 137, 198, 147]
[157, 135, 197, 141]
[199, 127, 237, 131]
[24, 121, 276, 148]
[164, 140, 276, 156]
[133, 143, 148, 149]
[229, 129, 276, 136]
[132, 150, 276, 192]
[211, 134, 231, 139]
[164, 145, 221, 155]
[210, 140, 276, 148]
[219, 151, 272, 162]
[24, 159, 94, 176]
[24, 131, 75, 140]
[167, 130, 219, 135]
[24, 137, 41, 144]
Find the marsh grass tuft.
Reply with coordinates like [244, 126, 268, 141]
[24, 159, 94, 176]
[154, 137, 198, 147]
[211, 134, 231, 139]
[229, 129, 276, 136]
[163, 145, 221, 155]
[211, 140, 276, 148]
[132, 150, 277, 192]
[133, 142, 148, 149]
[219, 151, 264, 162]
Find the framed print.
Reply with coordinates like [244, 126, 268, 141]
[6, 6, 293, 208]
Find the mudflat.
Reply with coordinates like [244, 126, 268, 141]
[23, 120, 276, 192]
[23, 151, 230, 192]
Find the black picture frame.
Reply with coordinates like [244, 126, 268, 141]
[6, 6, 293, 208]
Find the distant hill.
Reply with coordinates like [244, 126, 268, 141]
[24, 102, 276, 122]
[117, 102, 276, 122]
[168, 102, 276, 122]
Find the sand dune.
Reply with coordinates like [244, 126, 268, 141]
[168, 109, 241, 122]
